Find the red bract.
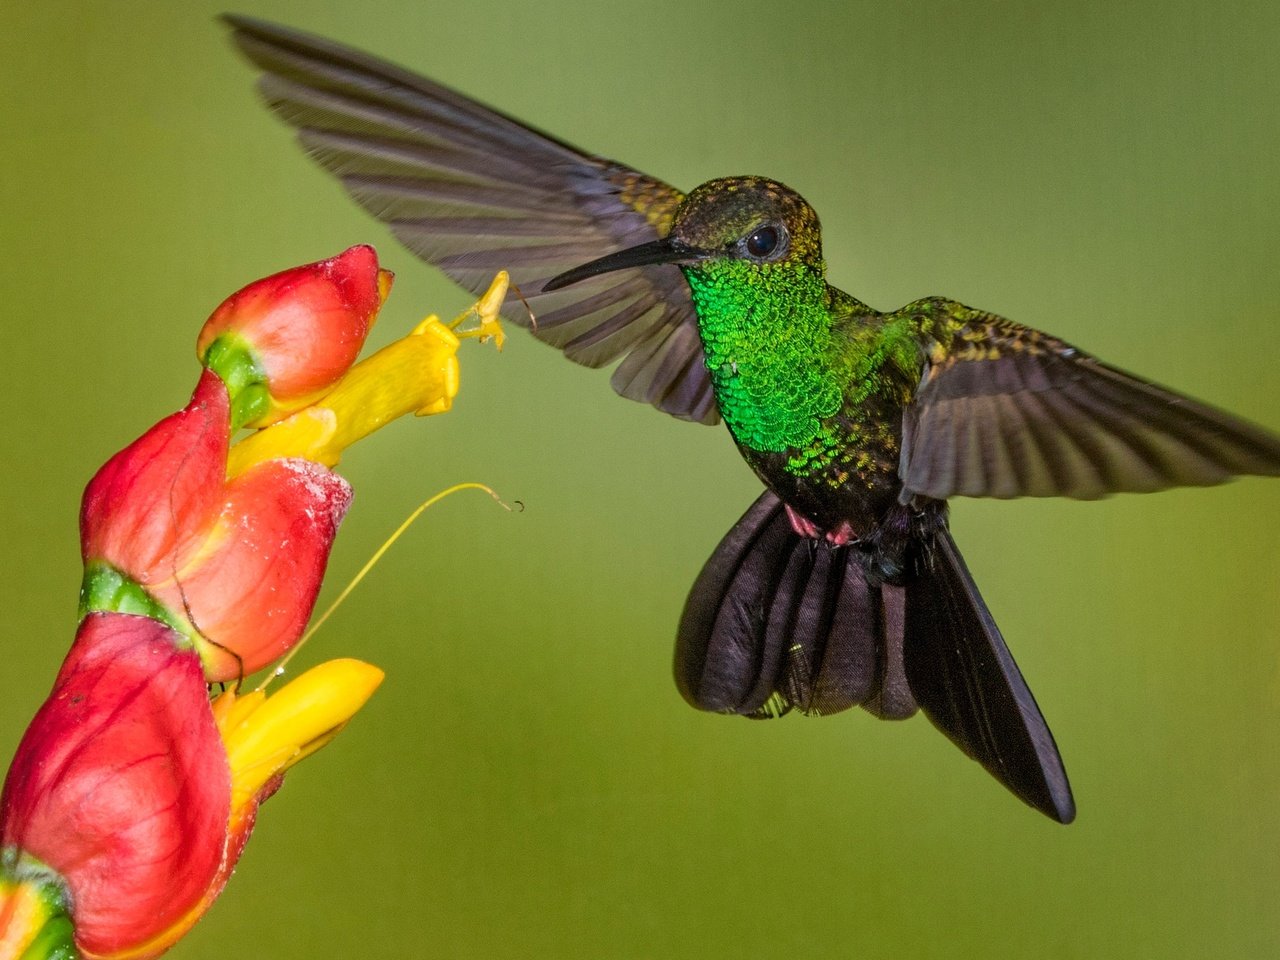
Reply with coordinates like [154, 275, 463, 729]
[80, 371, 351, 681]
[196, 245, 390, 421]
[80, 370, 229, 583]
[0, 613, 384, 960]
[0, 613, 230, 959]
[155, 457, 351, 680]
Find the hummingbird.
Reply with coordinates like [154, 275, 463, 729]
[226, 16, 1280, 823]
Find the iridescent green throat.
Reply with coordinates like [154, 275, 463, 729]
[682, 259, 842, 454]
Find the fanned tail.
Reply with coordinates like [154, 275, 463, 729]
[674, 491, 906, 719]
[675, 490, 1075, 823]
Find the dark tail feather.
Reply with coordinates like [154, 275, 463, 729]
[903, 528, 1075, 824]
[675, 490, 1075, 823]
[675, 491, 880, 717]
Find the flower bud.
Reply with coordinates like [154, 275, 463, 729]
[196, 245, 392, 428]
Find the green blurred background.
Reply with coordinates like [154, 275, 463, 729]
[3, 1, 1278, 956]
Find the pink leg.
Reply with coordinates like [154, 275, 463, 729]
[784, 505, 857, 545]
[824, 521, 856, 546]
[784, 504, 822, 538]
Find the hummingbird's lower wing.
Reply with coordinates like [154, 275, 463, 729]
[898, 301, 1280, 500]
[224, 16, 719, 424]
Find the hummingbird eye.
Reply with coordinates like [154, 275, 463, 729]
[743, 223, 786, 261]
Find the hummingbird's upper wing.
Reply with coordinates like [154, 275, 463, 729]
[224, 16, 718, 425]
[898, 300, 1280, 500]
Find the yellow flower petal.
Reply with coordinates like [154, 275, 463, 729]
[231, 318, 458, 473]
[223, 271, 507, 477]
[226, 406, 338, 477]
[215, 659, 384, 813]
[0, 878, 58, 959]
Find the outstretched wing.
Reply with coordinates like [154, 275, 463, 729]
[899, 301, 1280, 500]
[224, 15, 718, 424]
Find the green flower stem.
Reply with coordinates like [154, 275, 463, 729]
[201, 334, 269, 429]
[78, 561, 192, 643]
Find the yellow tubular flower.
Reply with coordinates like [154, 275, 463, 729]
[228, 271, 508, 478]
[212, 659, 385, 822]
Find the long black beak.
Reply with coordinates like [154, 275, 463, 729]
[543, 237, 702, 291]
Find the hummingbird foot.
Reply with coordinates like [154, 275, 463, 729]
[783, 504, 856, 545]
[447, 270, 508, 350]
[823, 521, 856, 546]
[783, 504, 822, 538]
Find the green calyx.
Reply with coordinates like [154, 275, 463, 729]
[0, 853, 77, 960]
[201, 334, 270, 430]
[78, 561, 192, 644]
[18, 912, 76, 960]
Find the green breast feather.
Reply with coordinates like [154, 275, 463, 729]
[686, 261, 843, 455]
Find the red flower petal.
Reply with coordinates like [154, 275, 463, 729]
[151, 459, 353, 681]
[0, 613, 231, 957]
[80, 371, 230, 581]
[196, 245, 387, 401]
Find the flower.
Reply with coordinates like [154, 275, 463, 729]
[229, 312, 470, 473]
[80, 258, 509, 682]
[0, 612, 382, 960]
[228, 263, 508, 475]
[3, 249, 507, 959]
[1, 614, 228, 959]
[79, 370, 353, 681]
[196, 245, 392, 428]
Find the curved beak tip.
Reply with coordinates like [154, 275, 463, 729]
[543, 237, 693, 292]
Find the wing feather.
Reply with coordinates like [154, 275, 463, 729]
[225, 15, 719, 424]
[902, 310, 1280, 500]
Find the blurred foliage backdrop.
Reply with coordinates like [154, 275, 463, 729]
[2, 1, 1278, 957]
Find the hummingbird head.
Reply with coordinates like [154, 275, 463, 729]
[671, 176, 823, 269]
[543, 176, 823, 291]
